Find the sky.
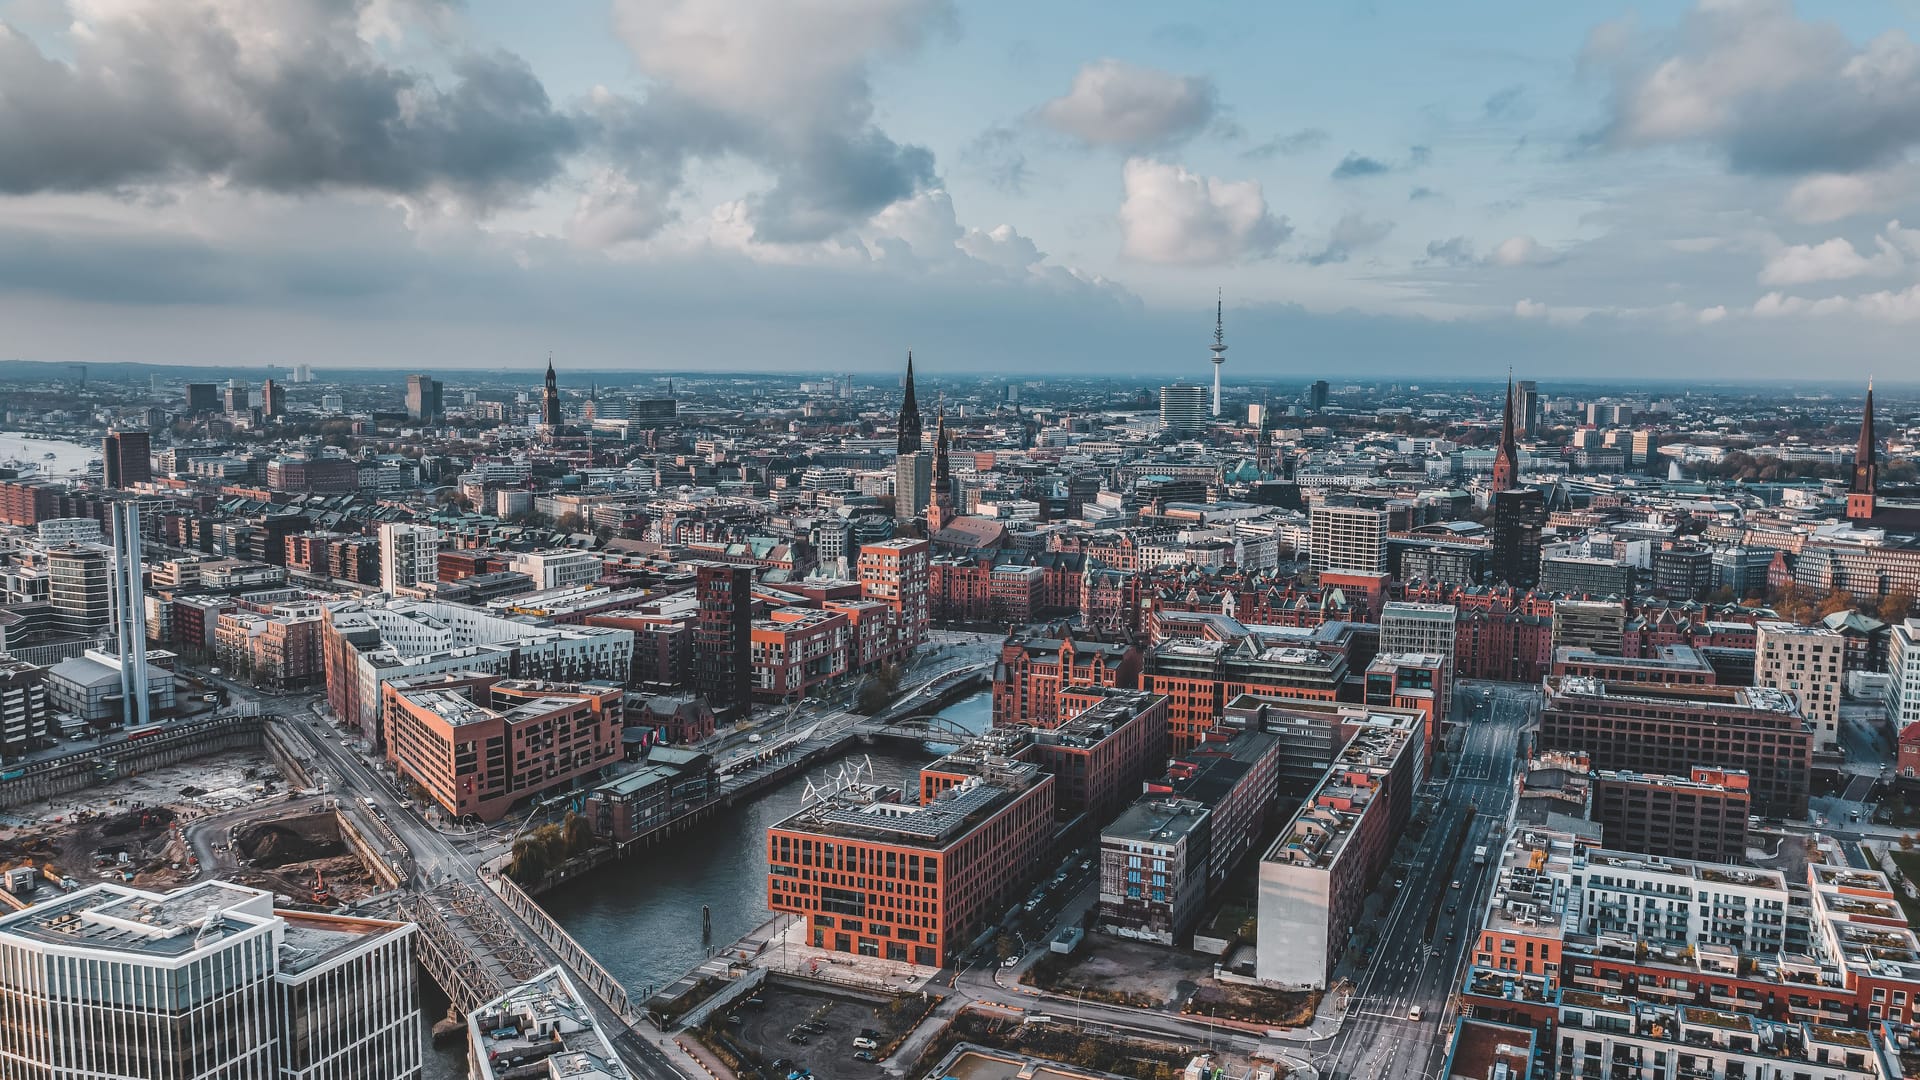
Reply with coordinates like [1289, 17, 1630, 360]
[0, 0, 1918, 381]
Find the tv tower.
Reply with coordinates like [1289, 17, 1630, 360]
[1209, 289, 1228, 418]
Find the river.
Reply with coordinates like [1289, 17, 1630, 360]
[0, 431, 99, 481]
[544, 691, 993, 998]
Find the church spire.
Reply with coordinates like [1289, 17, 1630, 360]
[1848, 376, 1879, 521]
[896, 350, 923, 456]
[1491, 371, 1517, 494]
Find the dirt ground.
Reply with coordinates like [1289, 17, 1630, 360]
[226, 811, 377, 908]
[0, 750, 374, 908]
[1024, 935, 1318, 1027]
[700, 977, 929, 1080]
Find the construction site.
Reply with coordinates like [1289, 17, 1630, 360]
[0, 748, 382, 911]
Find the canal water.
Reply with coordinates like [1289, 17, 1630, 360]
[544, 691, 992, 999]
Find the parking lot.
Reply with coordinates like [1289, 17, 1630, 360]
[716, 977, 924, 1080]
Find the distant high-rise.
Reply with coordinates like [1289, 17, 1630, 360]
[405, 374, 443, 422]
[293, 362, 314, 383]
[1512, 379, 1540, 436]
[1490, 487, 1545, 588]
[260, 378, 285, 418]
[896, 351, 923, 456]
[47, 544, 112, 636]
[185, 382, 220, 413]
[1159, 383, 1208, 434]
[541, 356, 562, 428]
[1309, 502, 1388, 575]
[1848, 378, 1877, 522]
[896, 451, 932, 522]
[693, 561, 753, 714]
[1308, 379, 1330, 411]
[223, 382, 249, 415]
[1208, 291, 1228, 418]
[101, 429, 150, 489]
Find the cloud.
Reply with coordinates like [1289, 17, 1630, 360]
[1035, 59, 1217, 149]
[1514, 298, 1549, 319]
[1117, 157, 1291, 265]
[607, 0, 952, 243]
[1489, 234, 1561, 267]
[1753, 284, 1920, 322]
[1781, 168, 1920, 223]
[1408, 145, 1433, 168]
[1757, 235, 1902, 286]
[1409, 187, 1442, 202]
[1422, 236, 1477, 267]
[1305, 213, 1393, 266]
[1483, 84, 1532, 121]
[1591, 0, 1920, 176]
[960, 126, 1030, 192]
[1241, 128, 1329, 160]
[0, 0, 583, 208]
[1331, 152, 1391, 180]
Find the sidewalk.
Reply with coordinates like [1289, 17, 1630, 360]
[751, 914, 941, 995]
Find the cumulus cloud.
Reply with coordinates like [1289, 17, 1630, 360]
[1036, 59, 1216, 149]
[607, 0, 949, 243]
[1757, 235, 1902, 286]
[1753, 284, 1920, 322]
[1331, 153, 1391, 180]
[1591, 0, 1920, 176]
[1242, 128, 1329, 161]
[1781, 168, 1920, 224]
[0, 0, 582, 208]
[1117, 158, 1291, 265]
[1489, 234, 1562, 267]
[1305, 214, 1393, 266]
[1514, 298, 1549, 319]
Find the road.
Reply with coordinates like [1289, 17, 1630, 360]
[1317, 681, 1532, 1080]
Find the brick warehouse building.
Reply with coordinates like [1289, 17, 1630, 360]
[766, 756, 1054, 968]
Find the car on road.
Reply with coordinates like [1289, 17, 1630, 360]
[1449, 879, 1461, 889]
[1408, 1006, 1423, 1021]
[1002, 955, 1020, 968]
[1445, 903, 1456, 914]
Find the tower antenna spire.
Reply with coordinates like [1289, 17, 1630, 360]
[1209, 287, 1228, 419]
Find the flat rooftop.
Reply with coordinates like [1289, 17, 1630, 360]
[471, 966, 629, 1080]
[0, 881, 274, 960]
[774, 775, 1038, 847]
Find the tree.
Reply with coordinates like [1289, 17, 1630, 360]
[555, 512, 586, 532]
[1816, 589, 1856, 619]
[1879, 589, 1916, 623]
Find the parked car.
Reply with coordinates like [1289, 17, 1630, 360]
[853, 1037, 879, 1050]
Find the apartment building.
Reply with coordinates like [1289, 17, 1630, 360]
[1097, 798, 1211, 945]
[1757, 620, 1846, 751]
[1589, 766, 1751, 864]
[377, 522, 440, 594]
[382, 674, 622, 822]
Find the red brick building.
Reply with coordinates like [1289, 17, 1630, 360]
[992, 634, 1142, 728]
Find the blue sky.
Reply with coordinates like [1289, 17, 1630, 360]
[0, 0, 1916, 380]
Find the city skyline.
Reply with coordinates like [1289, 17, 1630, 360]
[0, 2, 1918, 376]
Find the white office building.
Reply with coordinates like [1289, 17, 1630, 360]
[379, 523, 441, 594]
[1379, 601, 1457, 719]
[1307, 502, 1389, 576]
[510, 549, 603, 592]
[1158, 383, 1209, 434]
[0, 880, 419, 1080]
[1889, 619, 1920, 740]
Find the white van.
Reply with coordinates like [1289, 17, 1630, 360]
[852, 1037, 878, 1051]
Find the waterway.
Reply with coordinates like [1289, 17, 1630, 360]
[546, 690, 993, 999]
[0, 431, 99, 481]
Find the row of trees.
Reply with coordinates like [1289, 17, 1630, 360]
[1769, 583, 1915, 626]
